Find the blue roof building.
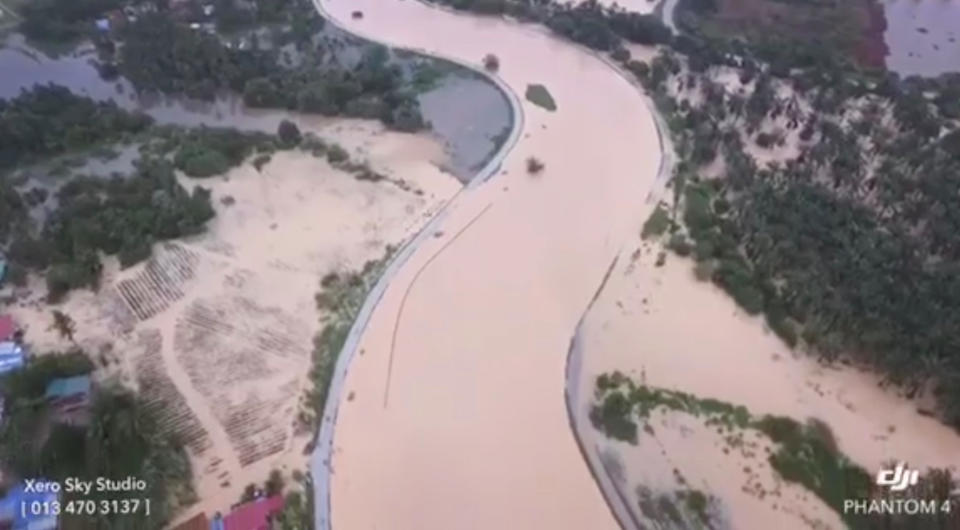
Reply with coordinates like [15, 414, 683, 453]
[44, 375, 91, 401]
[0, 342, 24, 375]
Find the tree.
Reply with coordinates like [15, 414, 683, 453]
[277, 120, 302, 148]
[483, 53, 500, 72]
[526, 157, 545, 174]
[51, 311, 76, 342]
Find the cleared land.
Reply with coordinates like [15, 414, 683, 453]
[3, 119, 459, 521]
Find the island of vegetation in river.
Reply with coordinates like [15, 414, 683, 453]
[591, 371, 960, 529]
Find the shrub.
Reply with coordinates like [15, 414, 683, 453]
[642, 205, 670, 239]
[526, 157, 545, 174]
[253, 154, 272, 172]
[589, 391, 638, 444]
[693, 260, 714, 282]
[611, 47, 630, 63]
[668, 234, 692, 256]
[525, 84, 557, 111]
[277, 120, 302, 148]
[175, 146, 231, 178]
[483, 53, 500, 72]
[756, 132, 777, 148]
[326, 144, 349, 165]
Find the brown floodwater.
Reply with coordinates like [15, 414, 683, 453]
[316, 0, 663, 528]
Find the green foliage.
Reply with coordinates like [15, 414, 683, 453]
[668, 234, 692, 256]
[754, 415, 873, 527]
[303, 251, 392, 432]
[641, 204, 671, 239]
[11, 156, 218, 300]
[19, 0, 121, 43]
[525, 84, 557, 112]
[277, 120, 302, 148]
[326, 144, 349, 165]
[588, 389, 638, 444]
[119, 11, 427, 131]
[682, 184, 715, 234]
[253, 154, 273, 172]
[172, 127, 271, 177]
[0, 85, 153, 175]
[592, 375, 935, 527]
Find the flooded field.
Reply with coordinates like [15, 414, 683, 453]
[882, 0, 960, 77]
[0, 25, 511, 180]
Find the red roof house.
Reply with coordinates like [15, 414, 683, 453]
[222, 496, 284, 530]
[0, 316, 14, 343]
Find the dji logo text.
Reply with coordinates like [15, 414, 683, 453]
[876, 463, 919, 492]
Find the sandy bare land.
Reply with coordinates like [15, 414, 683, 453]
[575, 240, 960, 528]
[1, 120, 459, 523]
[315, 0, 662, 528]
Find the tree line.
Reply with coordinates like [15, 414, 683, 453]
[115, 4, 427, 131]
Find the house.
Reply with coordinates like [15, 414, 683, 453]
[0, 342, 24, 375]
[45, 375, 92, 426]
[0, 481, 59, 530]
[221, 495, 284, 530]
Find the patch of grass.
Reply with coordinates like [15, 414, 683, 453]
[641, 204, 671, 239]
[525, 83, 557, 111]
[302, 247, 395, 435]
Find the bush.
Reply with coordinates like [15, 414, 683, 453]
[668, 234, 692, 256]
[277, 120, 302, 148]
[525, 84, 557, 111]
[483, 53, 500, 72]
[326, 144, 349, 165]
[253, 154, 272, 172]
[526, 157, 545, 174]
[693, 260, 714, 281]
[175, 146, 231, 178]
[755, 132, 777, 148]
[642, 205, 671, 239]
[589, 391, 638, 444]
[611, 47, 631, 63]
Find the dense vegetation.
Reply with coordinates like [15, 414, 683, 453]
[674, 0, 886, 69]
[0, 84, 153, 173]
[423, 0, 672, 52]
[593, 372, 960, 529]
[4, 156, 215, 301]
[630, 38, 960, 426]
[0, 351, 194, 529]
[19, 0, 121, 43]
[116, 4, 427, 131]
